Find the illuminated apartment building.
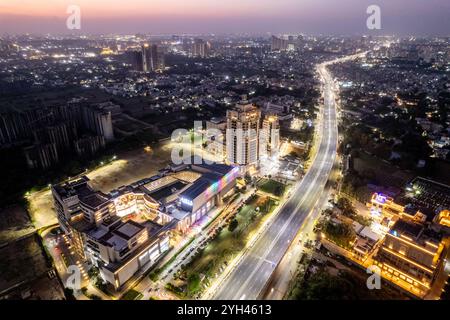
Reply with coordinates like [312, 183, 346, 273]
[433, 210, 450, 234]
[373, 219, 445, 296]
[226, 100, 261, 173]
[192, 38, 211, 58]
[435, 210, 450, 227]
[260, 114, 280, 158]
[271, 35, 289, 51]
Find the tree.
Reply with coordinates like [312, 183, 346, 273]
[323, 220, 356, 249]
[291, 270, 381, 300]
[228, 219, 239, 232]
[187, 274, 201, 295]
[88, 266, 99, 278]
[274, 185, 284, 197]
[336, 197, 356, 218]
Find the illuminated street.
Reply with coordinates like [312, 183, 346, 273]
[211, 54, 364, 300]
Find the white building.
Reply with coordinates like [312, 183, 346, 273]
[226, 101, 261, 173]
[81, 104, 115, 143]
[51, 176, 93, 234]
[52, 160, 238, 290]
[85, 219, 170, 289]
[205, 117, 226, 158]
[260, 114, 280, 158]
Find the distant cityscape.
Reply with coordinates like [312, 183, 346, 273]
[0, 27, 449, 302]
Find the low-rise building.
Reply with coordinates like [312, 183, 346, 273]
[373, 219, 445, 296]
[368, 192, 427, 224]
[368, 177, 450, 227]
[85, 219, 169, 289]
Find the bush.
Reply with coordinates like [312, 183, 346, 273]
[228, 219, 239, 232]
[88, 266, 99, 278]
[187, 274, 201, 295]
[64, 288, 76, 300]
[94, 277, 108, 293]
[165, 283, 184, 296]
[336, 197, 356, 217]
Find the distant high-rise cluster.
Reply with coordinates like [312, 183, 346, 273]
[0, 100, 118, 169]
[126, 43, 165, 72]
[192, 38, 211, 58]
[271, 35, 296, 51]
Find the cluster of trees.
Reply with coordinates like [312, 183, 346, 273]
[336, 197, 371, 226]
[320, 219, 356, 249]
[336, 197, 356, 217]
[342, 117, 433, 172]
[290, 269, 389, 300]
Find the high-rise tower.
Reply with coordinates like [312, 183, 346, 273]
[226, 98, 261, 173]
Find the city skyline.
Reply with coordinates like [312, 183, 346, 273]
[0, 0, 449, 35]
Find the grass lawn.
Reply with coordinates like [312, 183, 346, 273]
[122, 289, 143, 300]
[170, 195, 278, 298]
[258, 179, 286, 197]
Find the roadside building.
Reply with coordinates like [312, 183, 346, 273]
[372, 219, 445, 296]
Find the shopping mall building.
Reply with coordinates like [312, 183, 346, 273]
[51, 161, 238, 289]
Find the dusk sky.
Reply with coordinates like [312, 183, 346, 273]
[0, 0, 449, 35]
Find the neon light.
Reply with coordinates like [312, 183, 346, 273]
[204, 167, 239, 199]
[375, 193, 387, 204]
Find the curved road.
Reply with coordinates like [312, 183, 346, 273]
[213, 54, 364, 300]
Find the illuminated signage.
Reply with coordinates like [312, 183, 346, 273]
[375, 193, 387, 204]
[180, 197, 193, 207]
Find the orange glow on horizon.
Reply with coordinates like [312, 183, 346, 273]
[0, 0, 289, 18]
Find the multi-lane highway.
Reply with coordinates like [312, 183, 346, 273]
[213, 54, 364, 300]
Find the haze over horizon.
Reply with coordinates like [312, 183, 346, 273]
[0, 0, 449, 36]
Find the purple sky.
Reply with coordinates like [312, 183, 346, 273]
[0, 0, 449, 35]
